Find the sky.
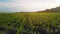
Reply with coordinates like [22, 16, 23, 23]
[0, 0, 60, 12]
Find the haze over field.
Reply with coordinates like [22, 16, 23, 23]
[0, 0, 60, 12]
[1, 0, 60, 34]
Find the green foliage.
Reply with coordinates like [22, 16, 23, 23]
[0, 12, 60, 34]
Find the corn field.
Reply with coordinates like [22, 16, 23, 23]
[0, 12, 60, 34]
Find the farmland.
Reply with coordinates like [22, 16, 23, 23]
[0, 12, 60, 34]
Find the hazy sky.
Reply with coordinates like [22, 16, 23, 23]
[0, 0, 60, 12]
